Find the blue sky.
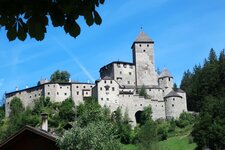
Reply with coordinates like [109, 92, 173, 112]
[1, 0, 225, 105]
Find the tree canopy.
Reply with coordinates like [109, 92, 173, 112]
[0, 0, 105, 41]
[50, 70, 70, 83]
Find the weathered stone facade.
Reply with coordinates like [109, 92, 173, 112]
[5, 81, 94, 117]
[93, 31, 187, 126]
[5, 31, 187, 126]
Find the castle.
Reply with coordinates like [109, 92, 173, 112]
[5, 31, 187, 126]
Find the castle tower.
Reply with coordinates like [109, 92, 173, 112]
[158, 68, 174, 93]
[132, 31, 158, 87]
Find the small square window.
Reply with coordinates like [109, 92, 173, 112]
[65, 93, 67, 95]
[147, 44, 149, 47]
[76, 86, 79, 88]
[172, 104, 174, 107]
[30, 96, 32, 98]
[139, 44, 141, 47]
[120, 71, 122, 74]
[48, 92, 50, 95]
[127, 81, 130, 84]
[107, 98, 109, 101]
[112, 87, 115, 91]
[60, 87, 62, 89]
[83, 86, 86, 88]
[100, 87, 102, 90]
[57, 92, 59, 95]
[129, 72, 132, 75]
[67, 86, 69, 89]
[86, 92, 88, 95]
[101, 98, 103, 101]
[77, 91, 79, 95]
[143, 50, 146, 52]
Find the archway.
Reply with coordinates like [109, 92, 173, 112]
[135, 110, 143, 124]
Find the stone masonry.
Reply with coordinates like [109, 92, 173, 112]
[5, 31, 187, 126]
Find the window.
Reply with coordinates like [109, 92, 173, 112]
[173, 98, 175, 101]
[172, 104, 174, 107]
[149, 89, 151, 91]
[48, 92, 50, 95]
[100, 87, 102, 90]
[129, 72, 132, 75]
[90, 86, 93, 88]
[127, 81, 130, 84]
[77, 91, 79, 95]
[130, 66, 133, 69]
[169, 78, 171, 81]
[147, 44, 149, 47]
[101, 98, 103, 101]
[83, 86, 86, 88]
[67, 86, 69, 89]
[104, 80, 106, 84]
[107, 98, 109, 101]
[140, 104, 142, 106]
[48, 85, 50, 87]
[86, 92, 88, 95]
[112, 87, 115, 91]
[35, 94, 37, 97]
[162, 105, 164, 107]
[76, 86, 79, 88]
[110, 80, 112, 84]
[120, 71, 122, 74]
[53, 85, 55, 87]
[57, 92, 59, 95]
[143, 49, 146, 52]
[30, 96, 32, 98]
[60, 86, 62, 89]
[139, 44, 141, 47]
[65, 93, 67, 95]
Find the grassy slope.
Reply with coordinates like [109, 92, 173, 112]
[121, 135, 196, 150]
[158, 135, 196, 150]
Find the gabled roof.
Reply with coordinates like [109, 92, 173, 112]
[164, 90, 182, 98]
[135, 31, 154, 43]
[176, 88, 185, 93]
[159, 68, 173, 79]
[0, 125, 57, 149]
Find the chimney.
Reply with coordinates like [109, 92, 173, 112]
[16, 86, 18, 91]
[41, 113, 48, 132]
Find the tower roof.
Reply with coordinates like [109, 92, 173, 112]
[159, 68, 173, 78]
[135, 31, 154, 43]
[164, 90, 182, 98]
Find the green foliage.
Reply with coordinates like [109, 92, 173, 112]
[139, 85, 150, 99]
[0, 105, 4, 122]
[173, 83, 178, 91]
[138, 120, 158, 150]
[9, 97, 24, 116]
[192, 96, 225, 150]
[50, 70, 70, 83]
[57, 121, 120, 150]
[112, 107, 132, 144]
[58, 97, 75, 122]
[175, 112, 195, 128]
[0, 0, 105, 41]
[180, 48, 223, 111]
[140, 106, 152, 126]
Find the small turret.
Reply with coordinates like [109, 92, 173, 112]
[158, 68, 173, 90]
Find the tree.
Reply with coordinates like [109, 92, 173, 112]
[173, 83, 178, 91]
[0, 0, 105, 41]
[138, 120, 157, 150]
[139, 85, 149, 99]
[50, 70, 70, 83]
[57, 121, 120, 150]
[10, 97, 24, 116]
[192, 96, 225, 150]
[58, 97, 75, 122]
[0, 104, 4, 122]
[140, 106, 152, 126]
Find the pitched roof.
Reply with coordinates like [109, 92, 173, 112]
[0, 125, 57, 149]
[176, 88, 185, 93]
[159, 68, 173, 78]
[164, 90, 182, 98]
[135, 31, 154, 43]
